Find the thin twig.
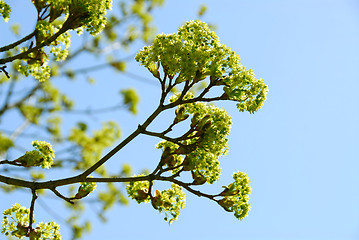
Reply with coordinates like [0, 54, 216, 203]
[0, 160, 22, 166]
[0, 66, 10, 78]
[0, 30, 36, 52]
[0, 22, 69, 65]
[51, 188, 75, 204]
[29, 188, 38, 229]
[158, 176, 216, 201]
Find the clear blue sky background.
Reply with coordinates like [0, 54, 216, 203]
[1, 0, 359, 240]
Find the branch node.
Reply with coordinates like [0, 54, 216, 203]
[0, 65, 10, 78]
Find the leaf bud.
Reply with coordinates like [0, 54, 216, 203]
[175, 143, 196, 155]
[194, 70, 207, 82]
[219, 187, 240, 197]
[191, 171, 207, 185]
[199, 121, 212, 134]
[75, 188, 90, 199]
[135, 188, 149, 201]
[196, 115, 211, 130]
[75, 181, 96, 199]
[163, 201, 172, 209]
[151, 190, 163, 209]
[218, 198, 235, 212]
[15, 223, 28, 237]
[160, 147, 172, 163]
[174, 107, 189, 124]
[182, 156, 194, 171]
[190, 113, 201, 128]
[164, 155, 176, 168]
[149, 68, 160, 79]
[29, 227, 41, 240]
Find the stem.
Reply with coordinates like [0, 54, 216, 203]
[157, 176, 215, 200]
[29, 188, 37, 229]
[0, 24, 69, 65]
[51, 188, 74, 204]
[0, 31, 36, 52]
[0, 160, 22, 166]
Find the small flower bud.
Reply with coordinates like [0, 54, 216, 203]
[29, 227, 41, 240]
[174, 109, 189, 124]
[163, 201, 172, 209]
[135, 188, 149, 201]
[196, 115, 211, 130]
[190, 113, 201, 128]
[218, 198, 235, 212]
[182, 156, 194, 171]
[194, 70, 207, 82]
[191, 171, 207, 185]
[198, 121, 211, 134]
[151, 190, 163, 209]
[150, 68, 160, 79]
[164, 155, 176, 168]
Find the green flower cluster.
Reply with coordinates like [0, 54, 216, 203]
[154, 184, 185, 224]
[156, 141, 184, 173]
[1, 203, 29, 237]
[16, 141, 55, 168]
[126, 175, 150, 204]
[11, 0, 113, 81]
[135, 20, 268, 113]
[127, 180, 185, 224]
[66, 0, 113, 35]
[75, 181, 97, 199]
[158, 94, 232, 184]
[15, 19, 71, 82]
[1, 203, 61, 239]
[0, 0, 10, 22]
[183, 101, 232, 183]
[218, 172, 251, 220]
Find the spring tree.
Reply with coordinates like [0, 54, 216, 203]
[0, 1, 268, 239]
[0, 0, 166, 238]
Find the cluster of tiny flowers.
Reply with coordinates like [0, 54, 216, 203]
[127, 179, 185, 224]
[155, 184, 186, 224]
[126, 175, 150, 204]
[1, 203, 62, 239]
[135, 20, 268, 114]
[182, 100, 232, 183]
[10, 0, 113, 81]
[16, 141, 55, 168]
[219, 172, 252, 220]
[68, 0, 113, 35]
[158, 93, 232, 184]
[75, 180, 97, 199]
[0, 0, 10, 22]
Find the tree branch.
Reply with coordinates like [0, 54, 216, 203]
[157, 176, 217, 201]
[0, 30, 36, 52]
[51, 188, 75, 204]
[28, 188, 38, 229]
[0, 160, 22, 166]
[0, 23, 69, 65]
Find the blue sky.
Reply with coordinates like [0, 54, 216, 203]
[1, 0, 359, 239]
